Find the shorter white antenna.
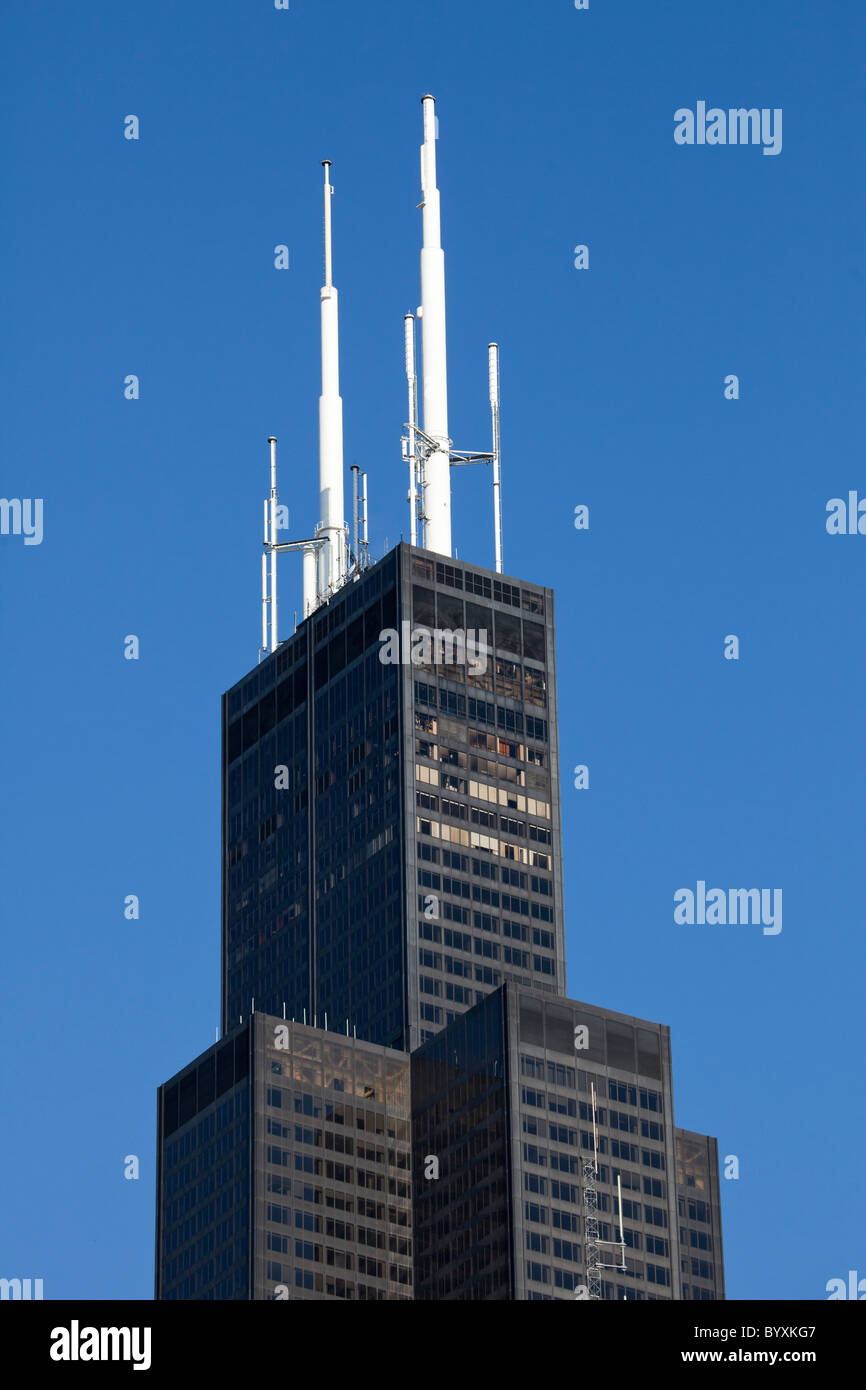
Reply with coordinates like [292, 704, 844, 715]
[419, 342, 503, 567]
[269, 440, 278, 648]
[351, 464, 360, 567]
[260, 437, 328, 655]
[404, 314, 418, 547]
[489, 343, 503, 573]
[261, 437, 280, 654]
[361, 471, 368, 566]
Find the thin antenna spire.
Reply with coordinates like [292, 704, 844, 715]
[489, 344, 503, 572]
[419, 95, 451, 557]
[268, 439, 278, 649]
[261, 437, 279, 657]
[404, 314, 418, 546]
[317, 160, 345, 601]
[323, 160, 333, 289]
[351, 464, 360, 568]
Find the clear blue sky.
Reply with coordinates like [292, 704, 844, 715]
[1, 0, 863, 1300]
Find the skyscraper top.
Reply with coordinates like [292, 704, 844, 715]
[259, 98, 506, 657]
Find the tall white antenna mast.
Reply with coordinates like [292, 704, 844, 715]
[419, 95, 452, 557]
[407, 100, 503, 569]
[317, 160, 346, 600]
[489, 343, 503, 573]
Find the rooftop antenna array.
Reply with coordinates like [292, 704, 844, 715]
[258, 98, 503, 656]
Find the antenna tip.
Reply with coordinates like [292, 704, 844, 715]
[322, 159, 332, 168]
[267, 435, 277, 443]
[421, 93, 436, 103]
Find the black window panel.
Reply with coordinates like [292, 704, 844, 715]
[216, 1041, 234, 1096]
[277, 677, 293, 723]
[197, 1057, 215, 1109]
[544, 1003, 573, 1054]
[329, 629, 346, 677]
[242, 705, 259, 752]
[437, 591, 464, 631]
[495, 610, 522, 655]
[466, 601, 492, 637]
[382, 585, 397, 630]
[606, 1021, 636, 1072]
[178, 1071, 196, 1126]
[163, 1083, 178, 1137]
[413, 585, 436, 626]
[523, 620, 546, 663]
[293, 663, 307, 707]
[519, 995, 545, 1045]
[364, 600, 382, 648]
[227, 718, 243, 764]
[314, 646, 329, 690]
[636, 1028, 662, 1080]
[347, 615, 364, 664]
[234, 1031, 249, 1081]
[259, 690, 275, 736]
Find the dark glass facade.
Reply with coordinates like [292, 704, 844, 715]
[156, 1015, 412, 1300]
[411, 990, 512, 1298]
[155, 1027, 252, 1300]
[412, 985, 723, 1301]
[675, 1128, 726, 1300]
[222, 551, 404, 1047]
[222, 544, 567, 1053]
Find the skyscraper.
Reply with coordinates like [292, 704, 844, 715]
[411, 985, 685, 1300]
[155, 95, 725, 1301]
[155, 1015, 412, 1301]
[222, 544, 567, 1053]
